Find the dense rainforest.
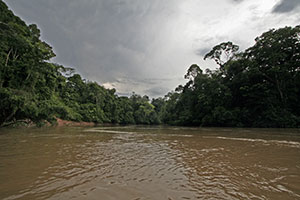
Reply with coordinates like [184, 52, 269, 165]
[1, 1, 299, 128]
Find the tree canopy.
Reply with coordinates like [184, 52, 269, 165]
[204, 41, 239, 67]
[0, 1, 158, 127]
[161, 26, 300, 127]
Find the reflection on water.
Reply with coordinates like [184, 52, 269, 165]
[0, 126, 300, 199]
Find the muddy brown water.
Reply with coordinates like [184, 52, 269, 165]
[0, 126, 300, 200]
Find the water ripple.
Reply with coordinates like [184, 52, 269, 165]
[1, 127, 300, 200]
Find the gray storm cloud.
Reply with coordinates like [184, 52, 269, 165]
[4, 0, 300, 97]
[273, 0, 300, 13]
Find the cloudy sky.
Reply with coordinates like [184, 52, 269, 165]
[4, 0, 300, 97]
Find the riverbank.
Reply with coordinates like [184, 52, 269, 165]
[56, 118, 96, 127]
[1, 118, 96, 128]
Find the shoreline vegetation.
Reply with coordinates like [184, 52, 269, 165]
[1, 1, 300, 128]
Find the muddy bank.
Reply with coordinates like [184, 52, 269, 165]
[1, 118, 96, 128]
[56, 118, 96, 127]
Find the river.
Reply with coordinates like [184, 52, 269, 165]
[0, 126, 299, 200]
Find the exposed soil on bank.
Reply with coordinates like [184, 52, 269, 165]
[56, 118, 96, 127]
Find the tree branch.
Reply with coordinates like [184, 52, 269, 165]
[5, 48, 12, 67]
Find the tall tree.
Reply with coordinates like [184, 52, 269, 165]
[204, 41, 239, 67]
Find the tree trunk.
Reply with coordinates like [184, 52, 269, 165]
[275, 75, 285, 106]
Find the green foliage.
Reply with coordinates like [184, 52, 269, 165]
[184, 64, 202, 81]
[0, 1, 162, 126]
[0, 88, 25, 125]
[163, 25, 300, 127]
[130, 94, 159, 124]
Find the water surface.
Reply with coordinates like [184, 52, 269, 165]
[0, 126, 300, 199]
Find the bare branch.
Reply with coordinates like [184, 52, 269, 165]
[5, 48, 12, 66]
